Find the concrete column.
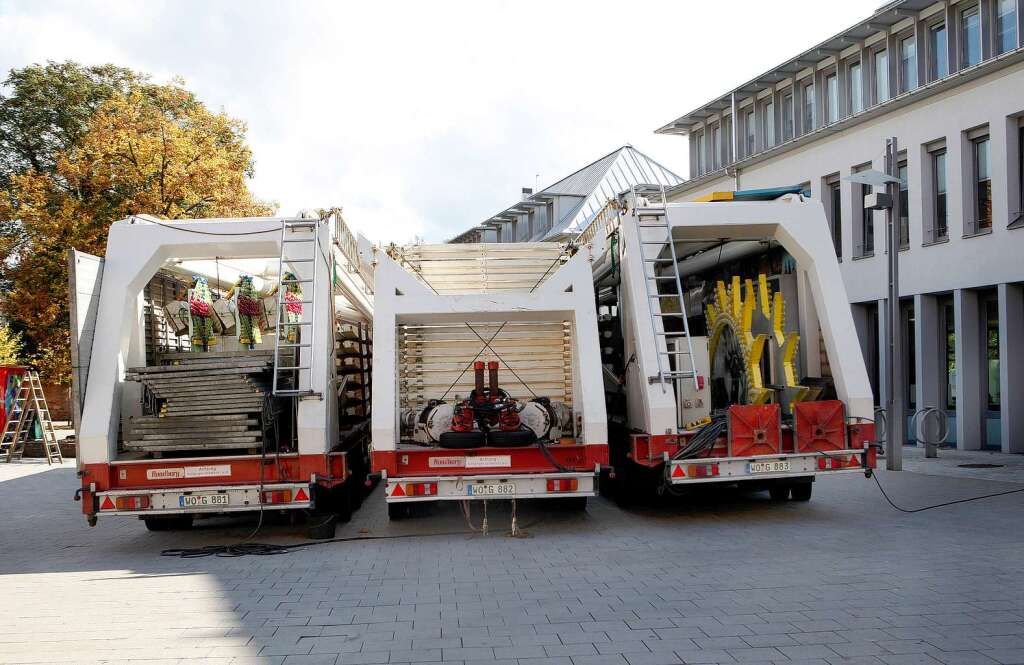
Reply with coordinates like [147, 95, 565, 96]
[999, 283, 1024, 453]
[954, 288, 984, 450]
[915, 293, 942, 442]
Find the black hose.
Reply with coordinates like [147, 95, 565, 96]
[160, 530, 473, 558]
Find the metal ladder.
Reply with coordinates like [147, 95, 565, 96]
[1, 371, 63, 464]
[632, 185, 699, 392]
[272, 217, 321, 398]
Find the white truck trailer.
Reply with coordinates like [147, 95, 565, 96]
[71, 211, 375, 537]
[582, 186, 877, 501]
[369, 242, 608, 518]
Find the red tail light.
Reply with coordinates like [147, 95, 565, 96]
[404, 482, 437, 496]
[546, 478, 579, 492]
[114, 495, 151, 511]
[262, 489, 293, 504]
[688, 463, 720, 478]
[817, 456, 849, 470]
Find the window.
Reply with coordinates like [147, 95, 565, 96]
[973, 134, 992, 231]
[826, 175, 842, 257]
[849, 61, 863, 114]
[898, 157, 909, 249]
[996, 0, 1018, 55]
[825, 72, 838, 125]
[904, 300, 917, 409]
[900, 35, 918, 92]
[960, 6, 981, 68]
[722, 115, 733, 165]
[943, 300, 956, 410]
[931, 147, 948, 241]
[874, 49, 890, 104]
[711, 124, 721, 170]
[802, 81, 815, 133]
[1018, 122, 1024, 223]
[782, 92, 794, 142]
[986, 294, 1000, 414]
[763, 100, 775, 148]
[744, 109, 755, 156]
[695, 131, 706, 176]
[929, 22, 948, 80]
[854, 164, 874, 257]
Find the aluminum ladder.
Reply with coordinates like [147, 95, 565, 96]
[632, 185, 699, 392]
[272, 217, 322, 399]
[1, 371, 63, 464]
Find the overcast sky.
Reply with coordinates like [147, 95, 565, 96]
[1, 0, 879, 242]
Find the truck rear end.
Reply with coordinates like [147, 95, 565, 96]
[587, 187, 876, 502]
[72, 212, 374, 536]
[369, 242, 608, 518]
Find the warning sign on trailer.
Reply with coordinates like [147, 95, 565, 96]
[428, 456, 465, 468]
[465, 455, 512, 468]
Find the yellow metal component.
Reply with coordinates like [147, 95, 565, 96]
[684, 416, 712, 430]
[691, 191, 735, 202]
[706, 303, 718, 328]
[730, 275, 741, 318]
[716, 280, 729, 315]
[758, 274, 771, 318]
[772, 291, 786, 346]
[741, 279, 756, 347]
[782, 331, 800, 386]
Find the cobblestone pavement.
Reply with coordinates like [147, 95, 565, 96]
[1, 458, 1023, 665]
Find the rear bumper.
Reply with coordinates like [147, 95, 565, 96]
[385, 471, 597, 503]
[666, 449, 873, 485]
[94, 482, 313, 516]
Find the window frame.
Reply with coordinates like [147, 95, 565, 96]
[873, 47, 890, 105]
[781, 90, 794, 142]
[959, 3, 982, 69]
[711, 123, 722, 171]
[743, 107, 756, 158]
[848, 59, 864, 115]
[899, 32, 918, 93]
[762, 98, 776, 149]
[800, 79, 816, 134]
[927, 19, 949, 82]
[969, 130, 992, 233]
[824, 70, 839, 125]
[897, 154, 909, 250]
[824, 173, 843, 259]
[852, 162, 875, 258]
[995, 0, 1019, 55]
[694, 130, 706, 176]
[930, 145, 949, 242]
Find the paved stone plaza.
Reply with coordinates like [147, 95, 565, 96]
[1, 453, 1023, 665]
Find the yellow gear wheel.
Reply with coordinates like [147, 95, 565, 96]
[706, 274, 807, 407]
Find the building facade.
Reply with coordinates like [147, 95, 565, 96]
[657, 0, 1023, 453]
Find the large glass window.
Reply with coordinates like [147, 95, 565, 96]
[849, 61, 863, 114]
[997, 0, 1018, 55]
[744, 109, 755, 156]
[905, 301, 917, 409]
[986, 296, 1000, 412]
[900, 35, 918, 92]
[929, 22, 948, 80]
[828, 178, 842, 257]
[874, 49, 890, 103]
[854, 165, 873, 256]
[825, 73, 838, 125]
[763, 100, 775, 148]
[944, 301, 956, 409]
[932, 148, 948, 240]
[898, 159, 909, 248]
[974, 136, 991, 230]
[802, 82, 815, 133]
[961, 6, 981, 68]
[782, 92, 794, 142]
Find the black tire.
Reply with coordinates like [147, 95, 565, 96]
[333, 484, 353, 523]
[769, 485, 791, 501]
[306, 514, 336, 540]
[790, 482, 813, 501]
[486, 429, 537, 448]
[438, 431, 487, 449]
[387, 502, 411, 520]
[144, 516, 193, 532]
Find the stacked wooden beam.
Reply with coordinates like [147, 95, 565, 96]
[123, 351, 274, 453]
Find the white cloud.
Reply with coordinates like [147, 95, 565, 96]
[0, 0, 878, 242]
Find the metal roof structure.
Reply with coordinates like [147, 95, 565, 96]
[654, 0, 935, 135]
[450, 145, 682, 243]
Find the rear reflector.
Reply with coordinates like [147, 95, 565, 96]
[261, 489, 293, 504]
[404, 482, 437, 497]
[817, 456, 849, 470]
[688, 463, 720, 478]
[546, 478, 579, 492]
[113, 495, 150, 511]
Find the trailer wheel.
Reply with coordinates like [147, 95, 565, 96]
[768, 485, 791, 501]
[790, 482, 813, 502]
[143, 516, 193, 531]
[387, 502, 411, 520]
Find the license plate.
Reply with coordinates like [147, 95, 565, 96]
[749, 460, 791, 474]
[179, 492, 230, 508]
[468, 483, 515, 496]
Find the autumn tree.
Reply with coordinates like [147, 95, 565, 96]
[0, 61, 275, 383]
[0, 323, 23, 366]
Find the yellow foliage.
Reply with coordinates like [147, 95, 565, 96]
[0, 81, 276, 383]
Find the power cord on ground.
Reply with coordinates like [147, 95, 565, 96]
[160, 529, 473, 558]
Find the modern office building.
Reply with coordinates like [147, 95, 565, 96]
[656, 0, 1023, 452]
